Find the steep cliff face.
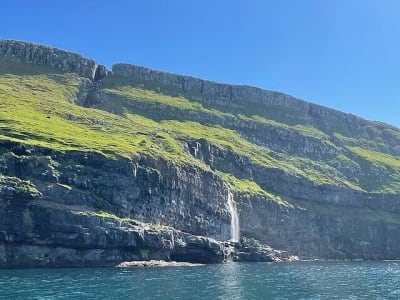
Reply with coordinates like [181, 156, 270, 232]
[183, 138, 400, 259]
[0, 40, 400, 267]
[111, 63, 400, 155]
[0, 40, 108, 80]
[0, 141, 231, 240]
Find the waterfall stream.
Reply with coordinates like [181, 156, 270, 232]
[227, 189, 240, 242]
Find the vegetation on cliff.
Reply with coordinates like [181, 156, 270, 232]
[1, 58, 400, 196]
[1, 41, 400, 262]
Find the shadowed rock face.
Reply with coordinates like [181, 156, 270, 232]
[0, 141, 232, 241]
[0, 142, 293, 267]
[0, 199, 227, 267]
[0, 40, 400, 267]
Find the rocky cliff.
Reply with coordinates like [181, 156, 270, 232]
[0, 40, 399, 267]
[0, 40, 108, 80]
[111, 63, 400, 153]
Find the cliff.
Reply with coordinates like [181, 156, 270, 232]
[0, 40, 399, 267]
[0, 40, 108, 80]
[111, 63, 400, 153]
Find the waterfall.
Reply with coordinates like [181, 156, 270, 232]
[227, 189, 240, 242]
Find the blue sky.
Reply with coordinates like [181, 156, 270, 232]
[2, 1, 400, 127]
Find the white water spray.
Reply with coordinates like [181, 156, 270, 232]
[227, 189, 240, 242]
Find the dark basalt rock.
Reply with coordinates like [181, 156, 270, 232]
[233, 238, 287, 262]
[0, 201, 226, 268]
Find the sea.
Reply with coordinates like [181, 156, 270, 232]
[0, 261, 399, 299]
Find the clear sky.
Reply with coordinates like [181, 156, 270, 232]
[1, 1, 400, 127]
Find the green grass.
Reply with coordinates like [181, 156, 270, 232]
[95, 210, 139, 223]
[103, 81, 335, 142]
[0, 72, 198, 165]
[347, 146, 400, 169]
[345, 146, 400, 193]
[334, 132, 393, 153]
[162, 120, 362, 189]
[95, 83, 400, 194]
[0, 69, 361, 191]
[219, 172, 292, 207]
[248, 115, 330, 140]
[57, 183, 73, 191]
[95, 210, 168, 230]
[1, 59, 400, 197]
[0, 175, 40, 196]
[103, 86, 224, 116]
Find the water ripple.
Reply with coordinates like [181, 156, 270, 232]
[0, 261, 399, 299]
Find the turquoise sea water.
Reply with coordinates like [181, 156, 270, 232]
[0, 261, 399, 299]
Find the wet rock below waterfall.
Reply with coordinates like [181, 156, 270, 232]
[230, 237, 299, 262]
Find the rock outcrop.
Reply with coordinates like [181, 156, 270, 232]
[0, 39, 108, 80]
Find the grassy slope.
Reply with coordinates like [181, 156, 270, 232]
[0, 64, 201, 167]
[100, 76, 400, 194]
[1, 59, 400, 207]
